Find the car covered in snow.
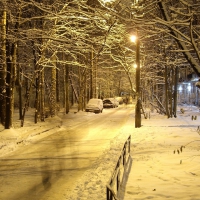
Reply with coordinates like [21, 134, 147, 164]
[115, 96, 123, 105]
[109, 98, 119, 107]
[85, 98, 103, 114]
[103, 98, 119, 108]
[103, 99, 115, 108]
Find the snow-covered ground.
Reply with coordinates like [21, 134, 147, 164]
[1, 104, 200, 200]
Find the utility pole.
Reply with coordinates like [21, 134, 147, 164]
[135, 36, 141, 128]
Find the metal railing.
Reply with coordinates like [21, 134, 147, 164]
[106, 135, 131, 200]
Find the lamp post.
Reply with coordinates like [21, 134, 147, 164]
[130, 34, 141, 128]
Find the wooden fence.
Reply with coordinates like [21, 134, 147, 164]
[106, 135, 131, 200]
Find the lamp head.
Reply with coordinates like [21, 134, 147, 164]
[130, 35, 137, 43]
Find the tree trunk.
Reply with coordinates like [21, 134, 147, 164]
[18, 65, 22, 120]
[78, 66, 81, 111]
[33, 41, 40, 124]
[63, 54, 66, 109]
[169, 68, 173, 118]
[5, 7, 20, 128]
[56, 67, 60, 110]
[40, 68, 45, 121]
[173, 66, 178, 118]
[50, 55, 57, 117]
[165, 66, 170, 117]
[84, 72, 87, 108]
[94, 57, 97, 98]
[5, 30, 18, 128]
[0, 10, 7, 126]
[21, 77, 34, 127]
[5, 54, 12, 129]
[65, 62, 70, 114]
[90, 47, 94, 99]
[10, 43, 17, 127]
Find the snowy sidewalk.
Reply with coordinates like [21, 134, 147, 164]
[122, 105, 200, 200]
[0, 107, 77, 157]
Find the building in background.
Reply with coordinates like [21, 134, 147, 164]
[178, 70, 200, 106]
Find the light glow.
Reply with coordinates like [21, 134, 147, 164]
[187, 84, 191, 92]
[102, 0, 115, 2]
[130, 35, 137, 43]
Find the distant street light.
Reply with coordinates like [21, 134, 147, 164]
[187, 83, 191, 92]
[130, 34, 141, 128]
[133, 63, 137, 69]
[101, 0, 115, 3]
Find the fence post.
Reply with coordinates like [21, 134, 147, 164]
[117, 169, 120, 191]
[123, 147, 126, 166]
[106, 135, 131, 200]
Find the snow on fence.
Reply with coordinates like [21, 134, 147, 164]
[106, 135, 131, 200]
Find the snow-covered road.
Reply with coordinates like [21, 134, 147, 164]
[0, 106, 134, 200]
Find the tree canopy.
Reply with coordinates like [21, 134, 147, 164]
[0, 0, 200, 128]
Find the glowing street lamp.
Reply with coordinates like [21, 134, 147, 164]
[130, 34, 141, 128]
[104, 0, 113, 2]
[130, 35, 137, 43]
[101, 0, 115, 3]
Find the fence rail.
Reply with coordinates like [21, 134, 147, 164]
[106, 135, 131, 200]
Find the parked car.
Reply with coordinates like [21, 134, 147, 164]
[115, 97, 123, 105]
[85, 98, 103, 114]
[103, 99, 115, 108]
[109, 98, 119, 107]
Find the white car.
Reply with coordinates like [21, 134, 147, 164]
[85, 98, 103, 114]
[109, 98, 119, 107]
[115, 97, 123, 105]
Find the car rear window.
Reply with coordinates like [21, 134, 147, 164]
[89, 99, 98, 103]
[103, 100, 111, 103]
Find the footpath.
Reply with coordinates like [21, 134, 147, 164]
[122, 105, 200, 200]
